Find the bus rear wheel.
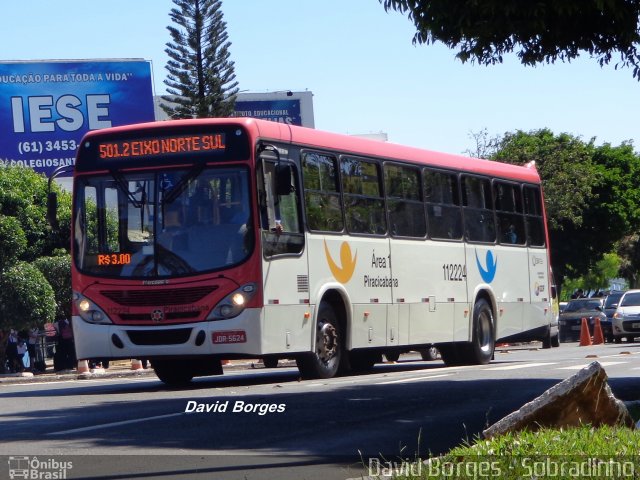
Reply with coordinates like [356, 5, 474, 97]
[439, 299, 495, 366]
[466, 298, 495, 364]
[297, 302, 342, 379]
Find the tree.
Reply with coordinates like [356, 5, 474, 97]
[34, 255, 72, 321]
[0, 262, 56, 331]
[490, 129, 640, 292]
[161, 0, 239, 119]
[381, 1, 640, 79]
[491, 129, 600, 287]
[0, 165, 71, 260]
[0, 165, 72, 331]
[0, 216, 27, 273]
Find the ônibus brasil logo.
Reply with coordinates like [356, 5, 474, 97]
[475, 249, 498, 283]
[324, 240, 357, 284]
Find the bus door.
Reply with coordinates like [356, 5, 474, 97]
[258, 150, 311, 355]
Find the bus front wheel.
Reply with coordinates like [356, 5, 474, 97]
[152, 359, 194, 386]
[297, 302, 342, 379]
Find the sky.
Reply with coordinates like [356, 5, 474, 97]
[3, 0, 640, 156]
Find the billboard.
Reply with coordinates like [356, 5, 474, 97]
[234, 99, 302, 125]
[233, 91, 315, 128]
[0, 59, 155, 177]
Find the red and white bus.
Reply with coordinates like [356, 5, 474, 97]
[56, 118, 556, 385]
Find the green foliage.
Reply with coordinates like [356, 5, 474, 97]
[381, 1, 640, 79]
[489, 130, 640, 292]
[0, 165, 72, 259]
[34, 255, 72, 321]
[389, 426, 640, 479]
[561, 253, 624, 300]
[0, 165, 72, 330]
[161, 0, 239, 118]
[492, 130, 600, 284]
[0, 261, 56, 330]
[0, 216, 27, 270]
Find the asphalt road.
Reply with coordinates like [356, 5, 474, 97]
[1, 342, 639, 480]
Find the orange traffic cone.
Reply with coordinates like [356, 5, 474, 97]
[592, 318, 604, 345]
[131, 359, 144, 370]
[579, 317, 592, 346]
[77, 360, 90, 375]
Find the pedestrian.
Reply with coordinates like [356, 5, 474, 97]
[6, 329, 19, 373]
[55, 318, 76, 371]
[28, 327, 39, 372]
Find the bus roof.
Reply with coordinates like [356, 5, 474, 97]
[83, 117, 541, 184]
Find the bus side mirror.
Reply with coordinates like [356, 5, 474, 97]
[275, 163, 294, 196]
[47, 192, 59, 230]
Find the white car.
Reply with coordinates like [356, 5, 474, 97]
[612, 289, 640, 342]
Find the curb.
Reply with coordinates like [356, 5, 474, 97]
[0, 359, 268, 384]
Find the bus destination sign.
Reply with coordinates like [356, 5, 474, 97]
[98, 133, 226, 160]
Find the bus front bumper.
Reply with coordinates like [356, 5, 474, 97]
[72, 309, 264, 360]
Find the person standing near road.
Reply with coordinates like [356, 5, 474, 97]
[28, 327, 39, 372]
[55, 318, 76, 371]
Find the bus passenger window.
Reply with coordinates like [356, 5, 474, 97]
[494, 181, 525, 246]
[384, 164, 426, 238]
[341, 157, 386, 235]
[302, 152, 343, 232]
[424, 169, 462, 240]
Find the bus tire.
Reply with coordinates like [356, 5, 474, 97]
[465, 298, 495, 364]
[350, 350, 381, 371]
[296, 302, 342, 379]
[419, 345, 439, 361]
[152, 359, 194, 386]
[384, 351, 400, 362]
[262, 356, 279, 368]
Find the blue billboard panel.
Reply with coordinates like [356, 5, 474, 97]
[234, 99, 302, 126]
[0, 60, 155, 176]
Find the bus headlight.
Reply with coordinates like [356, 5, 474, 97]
[74, 292, 112, 325]
[207, 283, 256, 320]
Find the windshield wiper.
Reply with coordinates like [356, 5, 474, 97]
[162, 163, 206, 205]
[110, 170, 143, 208]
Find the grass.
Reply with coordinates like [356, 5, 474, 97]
[368, 425, 640, 480]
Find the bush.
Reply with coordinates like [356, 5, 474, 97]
[0, 261, 56, 330]
[0, 215, 27, 270]
[34, 254, 72, 321]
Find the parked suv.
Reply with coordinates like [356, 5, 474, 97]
[602, 291, 625, 343]
[612, 289, 640, 343]
[558, 297, 606, 342]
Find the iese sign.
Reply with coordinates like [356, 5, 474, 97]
[0, 60, 155, 177]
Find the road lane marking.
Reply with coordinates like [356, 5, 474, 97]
[485, 362, 555, 371]
[557, 361, 627, 370]
[48, 412, 184, 436]
[375, 373, 451, 385]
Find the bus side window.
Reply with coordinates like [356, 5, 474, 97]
[302, 152, 344, 232]
[424, 169, 462, 240]
[341, 156, 386, 235]
[384, 163, 426, 238]
[259, 158, 304, 257]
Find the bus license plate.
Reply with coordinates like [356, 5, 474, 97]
[212, 330, 247, 344]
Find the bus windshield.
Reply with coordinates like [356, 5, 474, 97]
[73, 165, 253, 278]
